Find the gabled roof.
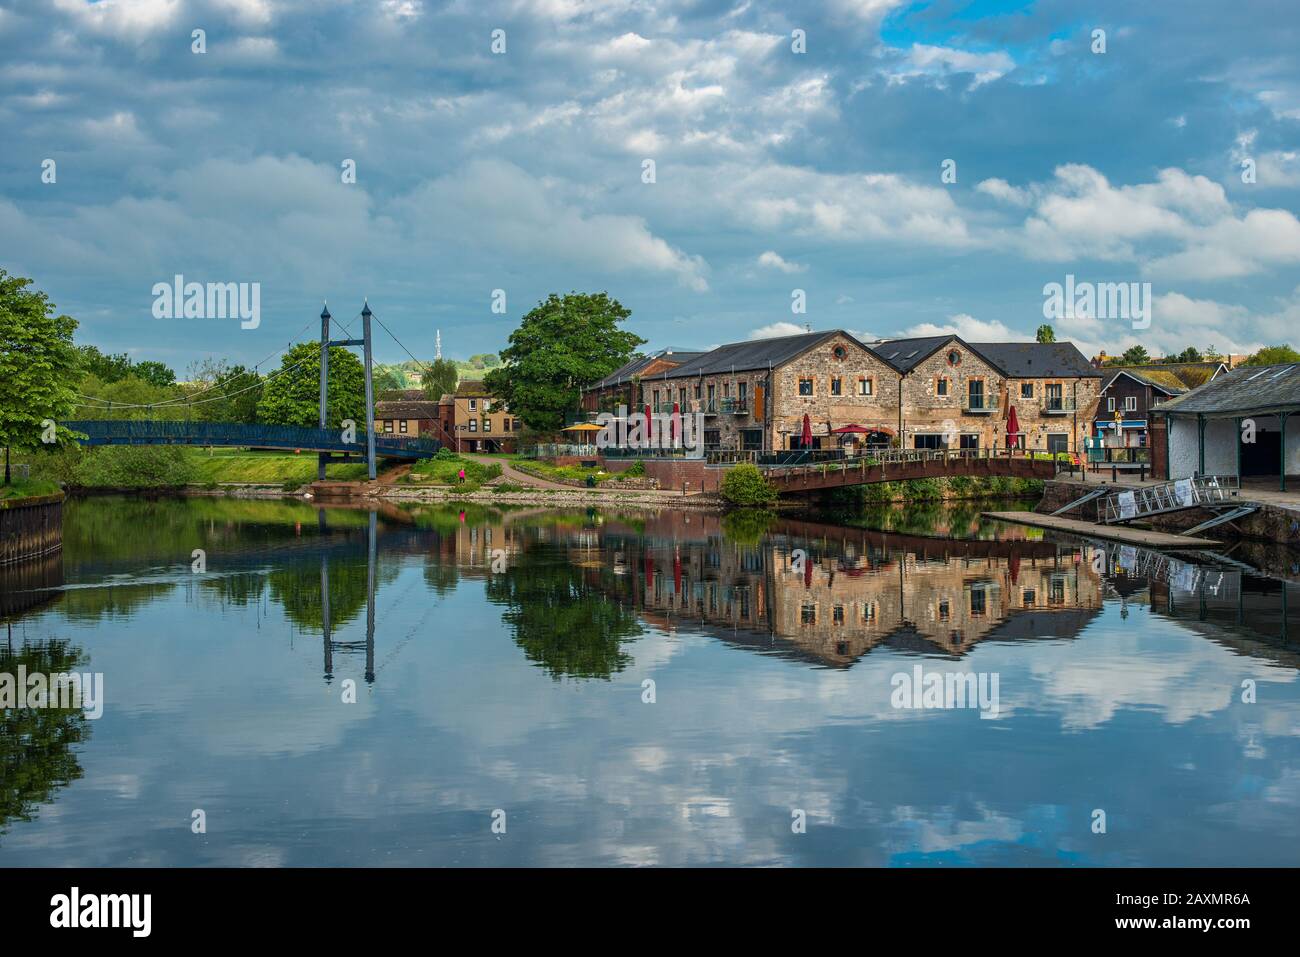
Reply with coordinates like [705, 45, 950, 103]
[866, 335, 957, 373]
[1102, 367, 1189, 395]
[375, 399, 439, 418]
[1153, 363, 1300, 416]
[651, 330, 868, 380]
[974, 341, 1103, 378]
[587, 349, 707, 390]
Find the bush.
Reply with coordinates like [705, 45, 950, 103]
[624, 460, 645, 478]
[434, 447, 457, 461]
[720, 463, 777, 506]
[69, 445, 196, 489]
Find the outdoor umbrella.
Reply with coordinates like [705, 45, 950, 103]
[1006, 406, 1020, 450]
[831, 424, 871, 434]
[671, 401, 679, 442]
[801, 413, 813, 448]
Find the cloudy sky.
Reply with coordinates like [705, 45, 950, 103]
[2, 0, 1300, 371]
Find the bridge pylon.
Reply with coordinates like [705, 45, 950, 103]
[318, 300, 377, 481]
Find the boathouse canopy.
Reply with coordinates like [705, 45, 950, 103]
[1152, 363, 1300, 489]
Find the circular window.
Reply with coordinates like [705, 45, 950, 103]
[947, 350, 962, 366]
[833, 345, 847, 360]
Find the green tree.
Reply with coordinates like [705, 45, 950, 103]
[1243, 345, 1300, 366]
[1120, 345, 1150, 365]
[75, 344, 133, 383]
[421, 357, 459, 400]
[1162, 346, 1202, 364]
[373, 366, 405, 392]
[1035, 324, 1056, 343]
[255, 341, 366, 428]
[0, 270, 81, 483]
[133, 360, 176, 388]
[74, 373, 188, 420]
[484, 292, 644, 431]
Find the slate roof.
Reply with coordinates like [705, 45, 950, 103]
[1152, 363, 1300, 416]
[648, 330, 853, 380]
[375, 399, 439, 418]
[587, 350, 707, 390]
[972, 341, 1102, 378]
[866, 335, 955, 372]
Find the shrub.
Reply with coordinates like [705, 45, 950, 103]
[720, 463, 777, 506]
[434, 446, 457, 461]
[70, 445, 196, 489]
[624, 460, 645, 478]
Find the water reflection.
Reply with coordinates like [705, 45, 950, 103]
[2, 496, 1299, 866]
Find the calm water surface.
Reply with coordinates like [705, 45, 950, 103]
[2, 495, 1299, 866]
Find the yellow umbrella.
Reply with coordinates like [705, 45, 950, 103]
[562, 422, 604, 432]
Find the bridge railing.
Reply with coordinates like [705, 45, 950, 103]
[65, 420, 440, 458]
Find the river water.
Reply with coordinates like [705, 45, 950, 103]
[1, 495, 1298, 866]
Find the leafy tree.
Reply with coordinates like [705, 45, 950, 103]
[1035, 324, 1055, 343]
[0, 270, 81, 483]
[69, 445, 196, 489]
[468, 352, 501, 369]
[75, 344, 133, 383]
[373, 367, 405, 392]
[421, 357, 459, 400]
[1162, 346, 1202, 364]
[74, 374, 188, 420]
[133, 360, 176, 388]
[255, 341, 366, 428]
[1242, 345, 1300, 366]
[1120, 345, 1150, 365]
[185, 359, 262, 424]
[484, 292, 644, 431]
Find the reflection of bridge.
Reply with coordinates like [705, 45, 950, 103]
[66, 420, 440, 461]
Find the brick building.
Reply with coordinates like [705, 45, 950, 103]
[582, 349, 706, 415]
[437, 380, 520, 453]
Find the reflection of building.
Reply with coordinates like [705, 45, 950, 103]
[573, 513, 1104, 668]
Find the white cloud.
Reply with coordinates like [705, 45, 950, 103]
[52, 0, 181, 37]
[757, 251, 805, 274]
[887, 44, 1016, 90]
[749, 322, 808, 339]
[900, 313, 1028, 341]
[976, 177, 1033, 207]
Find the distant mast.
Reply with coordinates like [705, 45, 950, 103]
[435, 330, 442, 360]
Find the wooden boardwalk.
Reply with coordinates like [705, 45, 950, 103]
[982, 511, 1221, 549]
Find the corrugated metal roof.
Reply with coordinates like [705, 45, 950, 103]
[1153, 363, 1300, 416]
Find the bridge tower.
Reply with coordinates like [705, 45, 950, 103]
[318, 300, 378, 481]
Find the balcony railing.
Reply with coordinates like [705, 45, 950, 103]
[719, 398, 748, 414]
[962, 397, 993, 414]
[1042, 396, 1077, 414]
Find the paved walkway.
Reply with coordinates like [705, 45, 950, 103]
[496, 460, 579, 490]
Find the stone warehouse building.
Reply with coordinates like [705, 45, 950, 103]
[868, 336, 1104, 455]
[584, 329, 1103, 454]
[626, 330, 903, 451]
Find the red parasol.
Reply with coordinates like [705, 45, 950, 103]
[831, 424, 871, 434]
[673, 551, 682, 595]
[801, 413, 813, 448]
[1009, 553, 1020, 585]
[1006, 406, 1020, 450]
[671, 401, 679, 442]
[804, 554, 813, 588]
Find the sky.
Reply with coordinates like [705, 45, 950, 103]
[2, 0, 1300, 374]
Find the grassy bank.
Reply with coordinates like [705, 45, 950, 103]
[0, 478, 62, 501]
[183, 449, 370, 486]
[405, 451, 503, 492]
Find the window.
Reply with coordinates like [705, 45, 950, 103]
[1048, 433, 1068, 454]
[947, 350, 962, 366]
[1046, 383, 1064, 411]
[914, 434, 946, 450]
[798, 378, 813, 396]
[469, 399, 477, 411]
[399, 420, 408, 434]
[706, 384, 716, 411]
[738, 382, 748, 406]
[1107, 397, 1116, 412]
[859, 378, 873, 396]
[970, 588, 987, 616]
[830, 377, 842, 396]
[832, 605, 845, 624]
[833, 345, 847, 360]
[967, 379, 985, 409]
[468, 419, 477, 432]
[741, 428, 763, 451]
[801, 603, 817, 625]
[959, 434, 979, 450]
[694, 384, 702, 399]
[383, 420, 394, 433]
[484, 419, 492, 432]
[937, 377, 949, 397]
[862, 602, 877, 623]
[938, 599, 950, 621]
[1023, 589, 1036, 607]
[1021, 383, 1034, 399]
[1124, 395, 1137, 412]
[704, 429, 721, 448]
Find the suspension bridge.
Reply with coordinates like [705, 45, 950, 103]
[68, 302, 449, 476]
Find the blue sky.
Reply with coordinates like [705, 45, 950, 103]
[3, 0, 1300, 373]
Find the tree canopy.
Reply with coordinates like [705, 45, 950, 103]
[255, 341, 366, 428]
[0, 270, 81, 472]
[484, 292, 644, 431]
[421, 357, 460, 401]
[1035, 324, 1055, 343]
[1243, 345, 1300, 366]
